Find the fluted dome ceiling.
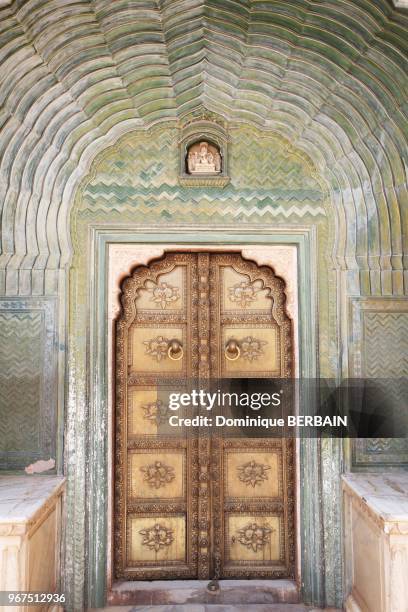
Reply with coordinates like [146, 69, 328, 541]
[0, 0, 407, 284]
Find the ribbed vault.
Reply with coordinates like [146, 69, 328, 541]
[0, 0, 407, 294]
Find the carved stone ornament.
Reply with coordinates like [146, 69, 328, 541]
[143, 335, 170, 361]
[240, 336, 267, 361]
[140, 461, 175, 489]
[187, 140, 221, 174]
[228, 279, 263, 308]
[147, 281, 180, 309]
[237, 460, 270, 487]
[139, 523, 174, 551]
[236, 522, 274, 552]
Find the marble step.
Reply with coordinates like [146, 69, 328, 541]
[107, 579, 299, 607]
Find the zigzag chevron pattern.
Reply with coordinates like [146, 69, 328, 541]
[81, 125, 326, 221]
[362, 312, 408, 458]
[365, 438, 407, 454]
[0, 312, 43, 455]
[0, 313, 43, 377]
[364, 312, 408, 378]
[0, 378, 40, 453]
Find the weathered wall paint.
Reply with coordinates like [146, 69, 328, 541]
[349, 298, 408, 469]
[0, 298, 58, 471]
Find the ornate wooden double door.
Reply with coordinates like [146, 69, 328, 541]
[115, 252, 295, 581]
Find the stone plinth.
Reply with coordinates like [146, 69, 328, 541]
[0, 476, 65, 612]
[342, 473, 408, 612]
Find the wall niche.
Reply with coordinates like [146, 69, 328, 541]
[187, 140, 222, 174]
[179, 119, 229, 187]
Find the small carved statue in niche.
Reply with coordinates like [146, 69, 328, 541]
[187, 140, 221, 174]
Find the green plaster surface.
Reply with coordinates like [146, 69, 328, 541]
[77, 124, 327, 227]
[0, 0, 406, 298]
[0, 299, 58, 472]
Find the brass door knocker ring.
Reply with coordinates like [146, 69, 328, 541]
[225, 339, 241, 361]
[168, 339, 183, 361]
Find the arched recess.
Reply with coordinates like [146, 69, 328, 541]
[65, 121, 340, 611]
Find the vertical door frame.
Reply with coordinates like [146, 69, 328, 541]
[84, 224, 336, 608]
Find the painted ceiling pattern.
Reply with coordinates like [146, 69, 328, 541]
[0, 0, 407, 291]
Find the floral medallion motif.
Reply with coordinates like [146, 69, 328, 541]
[142, 399, 169, 425]
[236, 522, 274, 552]
[148, 281, 180, 309]
[237, 460, 270, 487]
[143, 335, 169, 361]
[139, 523, 174, 551]
[140, 460, 175, 489]
[240, 336, 267, 361]
[228, 280, 262, 308]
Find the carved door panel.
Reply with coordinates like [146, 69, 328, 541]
[209, 254, 295, 579]
[115, 252, 295, 580]
[115, 254, 201, 579]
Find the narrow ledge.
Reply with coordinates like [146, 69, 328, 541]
[178, 176, 231, 188]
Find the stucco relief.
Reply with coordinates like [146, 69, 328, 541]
[241, 246, 298, 374]
[241, 247, 297, 320]
[187, 141, 221, 174]
[108, 246, 165, 320]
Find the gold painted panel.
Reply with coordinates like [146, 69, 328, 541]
[222, 266, 272, 312]
[128, 387, 159, 435]
[225, 450, 281, 498]
[226, 514, 281, 563]
[128, 450, 185, 499]
[129, 326, 185, 373]
[128, 515, 186, 563]
[222, 325, 280, 376]
[135, 267, 185, 311]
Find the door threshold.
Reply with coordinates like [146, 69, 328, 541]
[108, 579, 299, 606]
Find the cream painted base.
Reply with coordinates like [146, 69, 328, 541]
[343, 473, 408, 612]
[0, 476, 65, 612]
[345, 592, 364, 611]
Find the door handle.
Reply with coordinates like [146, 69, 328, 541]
[167, 339, 184, 361]
[225, 339, 241, 361]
